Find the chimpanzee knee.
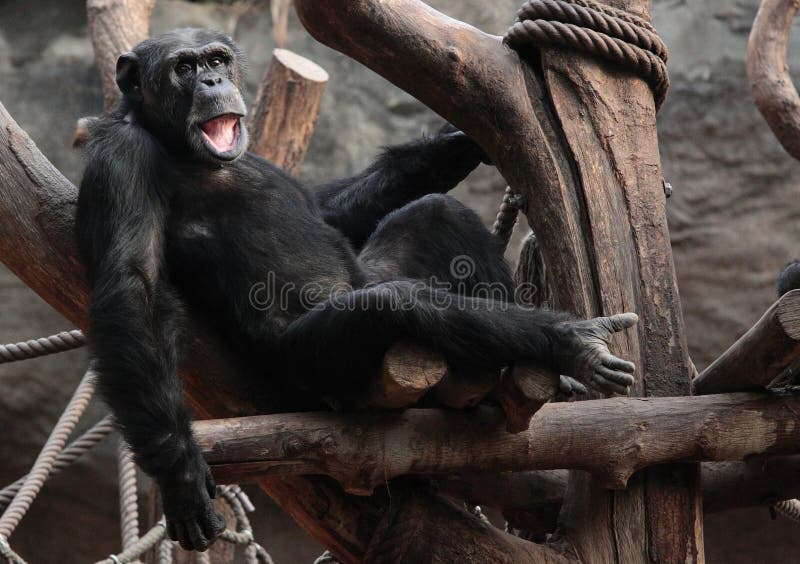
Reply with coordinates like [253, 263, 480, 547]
[359, 193, 513, 294]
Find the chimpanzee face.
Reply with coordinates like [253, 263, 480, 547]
[116, 29, 249, 164]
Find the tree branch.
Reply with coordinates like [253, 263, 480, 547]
[195, 392, 800, 492]
[747, 0, 800, 161]
[87, 0, 156, 113]
[693, 290, 800, 394]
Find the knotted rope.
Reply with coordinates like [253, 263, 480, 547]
[491, 186, 525, 249]
[504, 0, 669, 109]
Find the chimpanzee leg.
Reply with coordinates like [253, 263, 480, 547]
[358, 193, 513, 294]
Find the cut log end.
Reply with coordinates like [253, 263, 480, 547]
[359, 341, 447, 409]
[495, 364, 560, 433]
[273, 48, 330, 83]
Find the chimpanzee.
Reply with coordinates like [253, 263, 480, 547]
[778, 260, 800, 296]
[75, 28, 639, 551]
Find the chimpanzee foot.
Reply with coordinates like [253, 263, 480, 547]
[553, 313, 639, 395]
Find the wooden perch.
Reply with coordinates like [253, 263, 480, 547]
[494, 364, 560, 432]
[195, 392, 800, 492]
[441, 456, 800, 535]
[87, 0, 156, 113]
[247, 48, 328, 175]
[357, 341, 447, 409]
[693, 289, 800, 394]
[747, 0, 800, 161]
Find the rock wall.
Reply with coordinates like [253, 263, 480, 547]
[0, 0, 798, 561]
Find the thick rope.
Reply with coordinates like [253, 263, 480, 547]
[505, 0, 669, 109]
[0, 330, 85, 364]
[492, 186, 524, 248]
[0, 368, 96, 538]
[775, 499, 800, 521]
[0, 416, 114, 509]
[117, 441, 140, 551]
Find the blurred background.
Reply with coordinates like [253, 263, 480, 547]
[0, 0, 798, 561]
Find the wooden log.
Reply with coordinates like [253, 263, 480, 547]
[494, 365, 560, 433]
[271, 0, 292, 49]
[693, 289, 800, 394]
[430, 366, 499, 409]
[357, 341, 447, 409]
[194, 393, 800, 492]
[363, 491, 572, 563]
[747, 0, 800, 161]
[87, 0, 156, 113]
[247, 48, 328, 175]
[294, 0, 702, 560]
[441, 456, 800, 533]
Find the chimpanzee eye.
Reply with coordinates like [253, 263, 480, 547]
[175, 62, 193, 75]
[208, 57, 224, 68]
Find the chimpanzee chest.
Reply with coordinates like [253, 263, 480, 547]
[164, 177, 363, 329]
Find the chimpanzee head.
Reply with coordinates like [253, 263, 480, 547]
[116, 28, 249, 163]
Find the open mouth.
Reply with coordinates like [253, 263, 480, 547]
[199, 113, 241, 155]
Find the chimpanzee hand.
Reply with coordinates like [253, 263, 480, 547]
[159, 454, 226, 551]
[436, 123, 492, 165]
[552, 313, 639, 395]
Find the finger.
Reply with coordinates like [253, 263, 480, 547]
[601, 313, 639, 332]
[601, 354, 636, 374]
[596, 365, 635, 387]
[560, 375, 588, 395]
[175, 523, 192, 551]
[591, 373, 630, 395]
[187, 520, 209, 552]
[202, 510, 226, 541]
[205, 468, 217, 499]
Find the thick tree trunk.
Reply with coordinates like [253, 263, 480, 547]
[294, 0, 702, 560]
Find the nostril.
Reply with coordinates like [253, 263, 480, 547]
[201, 78, 216, 87]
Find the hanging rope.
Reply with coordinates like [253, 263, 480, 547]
[117, 441, 140, 552]
[0, 416, 114, 509]
[504, 0, 669, 109]
[0, 367, 96, 538]
[491, 186, 525, 249]
[0, 330, 85, 363]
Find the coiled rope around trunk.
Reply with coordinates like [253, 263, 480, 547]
[504, 0, 669, 109]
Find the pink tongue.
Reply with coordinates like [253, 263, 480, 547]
[201, 115, 238, 152]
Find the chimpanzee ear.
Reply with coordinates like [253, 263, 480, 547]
[116, 52, 142, 101]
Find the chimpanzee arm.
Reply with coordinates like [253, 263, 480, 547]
[280, 281, 638, 397]
[313, 128, 486, 248]
[76, 125, 224, 551]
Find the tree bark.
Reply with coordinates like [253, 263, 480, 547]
[747, 0, 800, 161]
[440, 456, 800, 533]
[194, 393, 800, 491]
[294, 0, 702, 560]
[87, 0, 157, 113]
[247, 48, 328, 175]
[694, 289, 800, 394]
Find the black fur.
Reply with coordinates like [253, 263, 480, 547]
[76, 29, 628, 551]
[778, 260, 800, 297]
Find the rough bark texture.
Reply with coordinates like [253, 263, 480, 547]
[747, 0, 800, 161]
[363, 491, 572, 563]
[694, 289, 800, 394]
[441, 456, 800, 533]
[294, 0, 702, 560]
[247, 48, 328, 175]
[87, 0, 156, 113]
[194, 393, 800, 491]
